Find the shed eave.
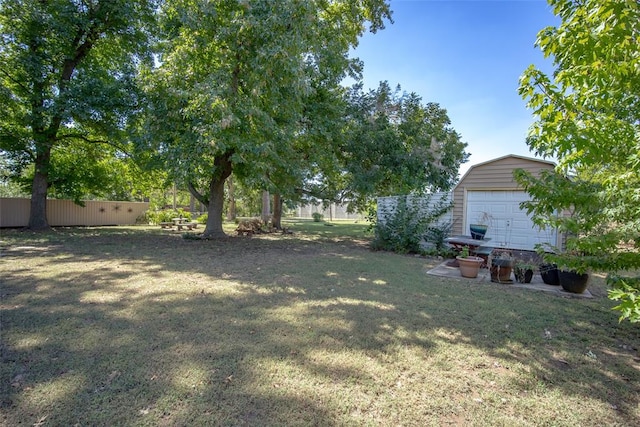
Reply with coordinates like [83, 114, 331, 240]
[455, 154, 555, 190]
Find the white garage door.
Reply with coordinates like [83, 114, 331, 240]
[465, 190, 557, 251]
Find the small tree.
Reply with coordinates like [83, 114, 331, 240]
[518, 0, 640, 322]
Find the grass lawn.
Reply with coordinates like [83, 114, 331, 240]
[1, 220, 638, 426]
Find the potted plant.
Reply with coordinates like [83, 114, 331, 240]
[540, 262, 560, 286]
[558, 269, 590, 293]
[456, 247, 484, 278]
[514, 260, 536, 283]
[470, 212, 492, 240]
[540, 247, 593, 294]
[490, 251, 514, 283]
[539, 247, 590, 293]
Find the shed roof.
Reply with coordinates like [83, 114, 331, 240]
[456, 154, 555, 188]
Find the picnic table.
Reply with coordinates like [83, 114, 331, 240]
[158, 218, 198, 230]
[445, 235, 493, 267]
[172, 218, 198, 230]
[176, 222, 198, 230]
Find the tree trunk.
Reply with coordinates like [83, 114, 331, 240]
[202, 153, 233, 238]
[204, 177, 227, 238]
[272, 193, 283, 229]
[226, 176, 236, 221]
[28, 148, 52, 230]
[261, 190, 271, 224]
[25, 18, 96, 231]
[172, 183, 177, 210]
[190, 193, 195, 215]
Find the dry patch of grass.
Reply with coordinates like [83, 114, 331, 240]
[1, 222, 639, 426]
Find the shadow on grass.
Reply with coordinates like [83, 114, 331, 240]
[1, 226, 639, 425]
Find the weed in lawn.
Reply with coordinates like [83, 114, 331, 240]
[0, 223, 638, 426]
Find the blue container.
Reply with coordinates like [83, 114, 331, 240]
[469, 224, 488, 240]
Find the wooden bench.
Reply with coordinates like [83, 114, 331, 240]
[159, 222, 174, 229]
[176, 222, 198, 230]
[472, 246, 494, 268]
[445, 236, 494, 268]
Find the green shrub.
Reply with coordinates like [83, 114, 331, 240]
[145, 209, 192, 225]
[312, 212, 323, 222]
[136, 211, 152, 225]
[196, 213, 208, 224]
[424, 221, 454, 253]
[371, 195, 453, 255]
[142, 210, 160, 225]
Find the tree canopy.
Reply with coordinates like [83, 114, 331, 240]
[516, 0, 640, 321]
[0, 0, 158, 228]
[2, 1, 468, 236]
[342, 82, 467, 202]
[298, 82, 468, 212]
[142, 0, 393, 237]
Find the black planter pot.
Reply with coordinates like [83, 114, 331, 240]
[558, 270, 589, 294]
[515, 267, 534, 283]
[540, 263, 559, 286]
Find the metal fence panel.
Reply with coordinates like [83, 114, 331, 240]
[0, 198, 149, 227]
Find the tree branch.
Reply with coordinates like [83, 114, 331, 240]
[57, 132, 132, 158]
[188, 181, 208, 206]
[51, 4, 104, 134]
[0, 66, 30, 94]
[295, 186, 344, 204]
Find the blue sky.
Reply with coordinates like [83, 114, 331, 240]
[351, 0, 559, 177]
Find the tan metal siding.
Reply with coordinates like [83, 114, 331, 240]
[0, 198, 30, 227]
[1, 198, 149, 227]
[452, 156, 555, 236]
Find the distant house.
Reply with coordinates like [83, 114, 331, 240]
[451, 154, 558, 251]
[296, 202, 364, 221]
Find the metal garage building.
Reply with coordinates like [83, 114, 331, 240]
[451, 154, 558, 251]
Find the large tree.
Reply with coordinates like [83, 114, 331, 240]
[286, 82, 467, 252]
[143, 0, 392, 238]
[516, 0, 640, 321]
[341, 82, 467, 206]
[0, 0, 157, 229]
[267, 81, 468, 225]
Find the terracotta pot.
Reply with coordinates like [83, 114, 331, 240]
[490, 258, 514, 283]
[456, 256, 484, 278]
[558, 270, 589, 294]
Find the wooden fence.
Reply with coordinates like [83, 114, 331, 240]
[0, 198, 149, 228]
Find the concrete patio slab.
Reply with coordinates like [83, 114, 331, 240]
[427, 260, 593, 298]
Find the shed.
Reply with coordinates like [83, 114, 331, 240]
[451, 154, 558, 251]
